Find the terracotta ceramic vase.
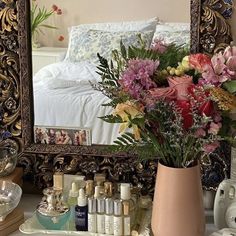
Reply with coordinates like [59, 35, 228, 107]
[151, 162, 205, 236]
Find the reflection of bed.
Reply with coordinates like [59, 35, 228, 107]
[33, 19, 190, 145]
[33, 61, 121, 145]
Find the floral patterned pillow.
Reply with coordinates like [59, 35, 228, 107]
[65, 29, 154, 63]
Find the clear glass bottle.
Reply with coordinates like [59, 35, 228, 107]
[105, 198, 114, 235]
[75, 188, 88, 231]
[88, 197, 97, 233]
[68, 182, 79, 230]
[123, 201, 131, 236]
[113, 200, 123, 236]
[97, 198, 105, 234]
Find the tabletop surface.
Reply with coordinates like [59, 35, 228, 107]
[10, 194, 218, 236]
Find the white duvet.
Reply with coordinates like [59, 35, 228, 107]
[33, 61, 120, 145]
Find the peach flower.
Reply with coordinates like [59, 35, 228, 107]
[168, 75, 193, 100]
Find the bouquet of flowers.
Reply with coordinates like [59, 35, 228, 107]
[94, 37, 236, 168]
[31, 0, 63, 43]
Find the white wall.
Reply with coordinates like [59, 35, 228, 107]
[33, 0, 190, 47]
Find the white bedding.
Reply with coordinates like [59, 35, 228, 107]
[33, 61, 120, 145]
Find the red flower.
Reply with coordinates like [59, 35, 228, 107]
[57, 8, 62, 15]
[52, 4, 58, 11]
[176, 100, 193, 130]
[189, 53, 211, 72]
[58, 35, 64, 41]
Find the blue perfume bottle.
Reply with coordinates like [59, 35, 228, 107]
[75, 188, 88, 231]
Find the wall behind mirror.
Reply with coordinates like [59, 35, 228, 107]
[32, 0, 190, 47]
[31, 0, 190, 146]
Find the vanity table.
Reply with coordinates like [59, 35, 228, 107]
[9, 194, 218, 236]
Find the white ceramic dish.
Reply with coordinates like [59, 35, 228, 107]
[19, 209, 152, 236]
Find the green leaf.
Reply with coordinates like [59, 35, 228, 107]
[223, 81, 236, 94]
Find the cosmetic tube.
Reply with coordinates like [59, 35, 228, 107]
[113, 200, 123, 236]
[105, 198, 114, 235]
[88, 197, 97, 233]
[97, 198, 105, 234]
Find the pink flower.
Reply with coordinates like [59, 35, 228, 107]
[52, 4, 58, 11]
[211, 53, 226, 75]
[208, 122, 222, 135]
[203, 141, 220, 154]
[57, 8, 62, 15]
[195, 128, 206, 138]
[58, 35, 64, 41]
[144, 87, 176, 109]
[223, 46, 236, 60]
[226, 56, 236, 72]
[119, 59, 159, 100]
[167, 75, 193, 100]
[151, 39, 167, 54]
[189, 53, 211, 72]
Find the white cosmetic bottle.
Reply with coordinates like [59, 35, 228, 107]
[123, 201, 131, 236]
[96, 198, 105, 234]
[113, 200, 123, 236]
[105, 198, 114, 235]
[88, 197, 97, 233]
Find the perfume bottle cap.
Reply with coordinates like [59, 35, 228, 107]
[105, 198, 113, 215]
[88, 197, 97, 213]
[94, 186, 101, 198]
[123, 201, 130, 216]
[97, 198, 105, 213]
[69, 182, 79, 198]
[85, 180, 94, 197]
[114, 199, 122, 216]
[104, 182, 113, 197]
[77, 188, 87, 207]
[120, 183, 131, 200]
[53, 172, 64, 190]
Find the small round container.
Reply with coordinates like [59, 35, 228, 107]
[0, 180, 22, 221]
[36, 187, 70, 230]
[0, 140, 18, 177]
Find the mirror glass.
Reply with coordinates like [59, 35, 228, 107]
[31, 0, 190, 145]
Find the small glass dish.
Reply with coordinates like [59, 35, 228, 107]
[0, 180, 22, 221]
[0, 140, 18, 177]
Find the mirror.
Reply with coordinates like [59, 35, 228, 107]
[30, 0, 190, 145]
[0, 0, 228, 189]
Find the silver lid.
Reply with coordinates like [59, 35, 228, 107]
[97, 198, 105, 213]
[88, 197, 97, 213]
[105, 198, 113, 215]
[114, 199, 122, 216]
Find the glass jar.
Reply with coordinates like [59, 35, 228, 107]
[0, 139, 18, 177]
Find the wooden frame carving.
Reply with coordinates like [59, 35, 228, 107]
[0, 0, 233, 191]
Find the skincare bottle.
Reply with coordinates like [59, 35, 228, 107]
[53, 172, 64, 190]
[113, 200, 123, 236]
[75, 188, 88, 231]
[88, 197, 97, 233]
[96, 198, 105, 234]
[68, 182, 79, 230]
[85, 180, 94, 197]
[105, 198, 114, 235]
[120, 183, 135, 226]
[104, 181, 113, 198]
[94, 186, 102, 199]
[94, 173, 106, 195]
[123, 201, 131, 236]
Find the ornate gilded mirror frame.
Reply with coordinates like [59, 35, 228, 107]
[0, 0, 233, 191]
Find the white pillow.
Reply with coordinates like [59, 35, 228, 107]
[153, 22, 190, 46]
[70, 17, 159, 33]
[65, 29, 154, 63]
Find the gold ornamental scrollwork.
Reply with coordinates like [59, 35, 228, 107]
[200, 0, 233, 53]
